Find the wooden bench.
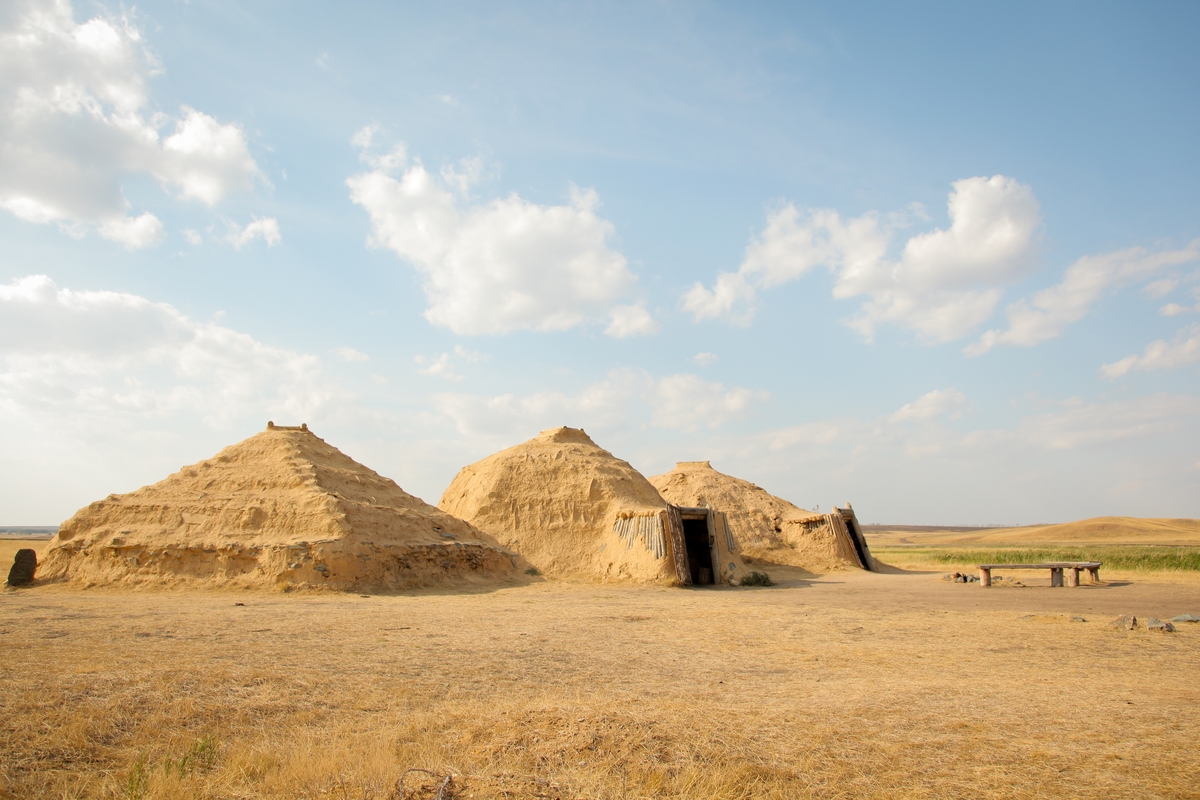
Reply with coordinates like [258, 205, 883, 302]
[978, 562, 1101, 588]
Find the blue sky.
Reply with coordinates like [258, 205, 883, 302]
[2, 0, 1198, 525]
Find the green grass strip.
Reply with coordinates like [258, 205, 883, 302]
[871, 545, 1200, 572]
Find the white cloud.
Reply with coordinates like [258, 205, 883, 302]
[434, 368, 767, 438]
[225, 217, 281, 249]
[96, 211, 163, 249]
[1101, 324, 1200, 378]
[157, 107, 262, 205]
[649, 374, 767, 432]
[347, 130, 647, 336]
[0, 274, 331, 426]
[686, 176, 1042, 343]
[440, 156, 483, 196]
[889, 388, 968, 423]
[967, 242, 1200, 356]
[605, 304, 660, 338]
[334, 346, 369, 363]
[0, 0, 263, 242]
[183, 229, 202, 246]
[1161, 288, 1200, 317]
[682, 271, 756, 325]
[1144, 278, 1179, 298]
[693, 352, 717, 366]
[1014, 394, 1198, 450]
[415, 344, 486, 382]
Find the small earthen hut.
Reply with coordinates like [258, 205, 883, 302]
[438, 427, 747, 585]
[38, 423, 519, 591]
[648, 461, 874, 571]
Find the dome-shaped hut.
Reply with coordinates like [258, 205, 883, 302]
[38, 423, 519, 591]
[648, 461, 873, 571]
[439, 427, 748, 585]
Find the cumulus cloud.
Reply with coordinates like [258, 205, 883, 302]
[96, 212, 163, 249]
[967, 242, 1200, 356]
[347, 129, 652, 336]
[0, 0, 263, 242]
[685, 176, 1041, 343]
[605, 304, 660, 338]
[1101, 324, 1200, 378]
[693, 352, 717, 366]
[415, 345, 486, 382]
[0, 274, 330, 426]
[889, 388, 968, 423]
[434, 368, 767, 438]
[334, 346, 369, 363]
[225, 217, 281, 249]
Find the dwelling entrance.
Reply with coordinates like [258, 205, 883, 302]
[682, 517, 715, 585]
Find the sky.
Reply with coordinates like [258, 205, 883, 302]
[2, 0, 1199, 526]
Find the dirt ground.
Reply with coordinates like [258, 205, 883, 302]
[3, 565, 1200, 799]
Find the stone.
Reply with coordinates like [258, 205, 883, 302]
[1107, 615, 1136, 630]
[1170, 614, 1200, 623]
[1071, 616, 1086, 622]
[1145, 618, 1175, 632]
[6, 549, 37, 586]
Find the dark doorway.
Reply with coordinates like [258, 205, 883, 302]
[682, 518, 714, 585]
[841, 512, 873, 571]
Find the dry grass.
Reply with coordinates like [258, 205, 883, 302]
[3, 572, 1200, 799]
[0, 538, 51, 570]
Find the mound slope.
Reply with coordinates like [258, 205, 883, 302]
[39, 424, 519, 591]
[439, 428, 748, 584]
[648, 461, 870, 571]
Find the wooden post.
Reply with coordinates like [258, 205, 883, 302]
[1051, 567, 1064, 588]
[666, 505, 691, 585]
[979, 567, 991, 587]
[1066, 567, 1079, 587]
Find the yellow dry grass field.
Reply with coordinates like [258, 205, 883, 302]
[0, 538, 51, 568]
[4, 568, 1200, 799]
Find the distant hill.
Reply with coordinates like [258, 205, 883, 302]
[865, 517, 1200, 547]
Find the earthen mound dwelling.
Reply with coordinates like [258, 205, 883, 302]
[648, 461, 874, 571]
[439, 427, 748, 585]
[39, 423, 520, 591]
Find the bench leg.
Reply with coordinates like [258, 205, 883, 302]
[979, 567, 991, 587]
[1087, 567, 1100, 583]
[1067, 567, 1079, 587]
[1051, 567, 1063, 588]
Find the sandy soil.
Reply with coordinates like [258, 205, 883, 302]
[3, 568, 1199, 799]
